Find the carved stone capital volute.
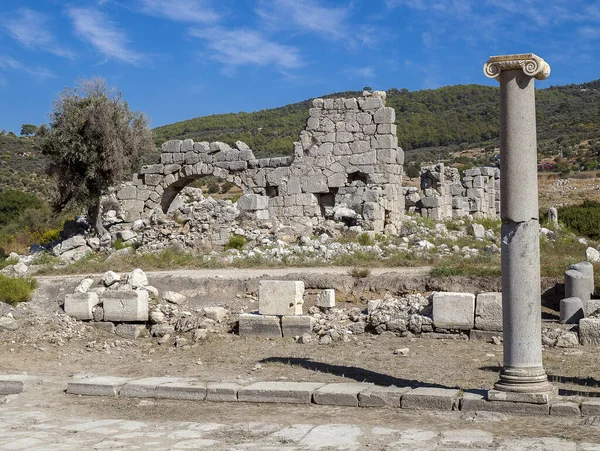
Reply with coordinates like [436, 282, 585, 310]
[483, 53, 550, 81]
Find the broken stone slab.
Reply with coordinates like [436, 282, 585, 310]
[487, 387, 558, 404]
[550, 402, 581, 417]
[115, 324, 147, 340]
[401, 387, 461, 411]
[154, 379, 207, 400]
[102, 290, 149, 322]
[238, 381, 324, 404]
[259, 280, 304, 316]
[126, 268, 148, 289]
[204, 307, 227, 322]
[120, 377, 189, 398]
[74, 278, 94, 293]
[163, 291, 186, 305]
[461, 392, 549, 415]
[205, 382, 241, 402]
[316, 289, 336, 308]
[585, 298, 600, 316]
[0, 375, 41, 395]
[559, 297, 584, 324]
[432, 292, 475, 330]
[313, 382, 373, 407]
[469, 330, 502, 343]
[474, 292, 502, 331]
[238, 313, 282, 338]
[281, 316, 314, 337]
[0, 316, 18, 331]
[102, 271, 121, 287]
[67, 376, 133, 396]
[581, 399, 600, 416]
[578, 318, 600, 346]
[358, 386, 411, 408]
[64, 292, 99, 321]
[89, 322, 115, 334]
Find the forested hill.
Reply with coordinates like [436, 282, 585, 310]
[153, 80, 600, 160]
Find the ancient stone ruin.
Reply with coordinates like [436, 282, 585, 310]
[102, 91, 404, 245]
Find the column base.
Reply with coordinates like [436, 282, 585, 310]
[490, 366, 557, 404]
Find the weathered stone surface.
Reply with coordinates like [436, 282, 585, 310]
[559, 297, 584, 324]
[401, 387, 460, 410]
[238, 314, 282, 338]
[205, 382, 241, 402]
[581, 399, 600, 416]
[281, 316, 313, 337]
[127, 268, 148, 289]
[461, 392, 549, 415]
[579, 318, 600, 346]
[238, 382, 324, 404]
[115, 324, 147, 340]
[469, 329, 502, 342]
[102, 271, 121, 287]
[475, 292, 502, 331]
[565, 269, 592, 303]
[102, 290, 149, 322]
[204, 307, 227, 322]
[67, 376, 133, 396]
[316, 289, 336, 308]
[237, 194, 269, 211]
[487, 388, 557, 404]
[0, 375, 40, 395]
[358, 386, 411, 408]
[120, 377, 185, 398]
[0, 316, 18, 331]
[155, 380, 207, 400]
[313, 383, 373, 407]
[550, 402, 581, 416]
[432, 292, 475, 330]
[259, 280, 304, 316]
[64, 292, 99, 320]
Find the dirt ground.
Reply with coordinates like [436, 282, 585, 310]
[2, 268, 600, 443]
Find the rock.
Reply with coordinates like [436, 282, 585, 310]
[102, 271, 121, 287]
[151, 324, 174, 337]
[150, 310, 166, 324]
[127, 268, 148, 289]
[298, 333, 312, 344]
[174, 337, 188, 348]
[394, 348, 409, 356]
[432, 292, 475, 330]
[12, 262, 28, 275]
[60, 246, 93, 262]
[556, 332, 579, 348]
[259, 280, 304, 316]
[144, 285, 159, 297]
[74, 278, 94, 293]
[316, 289, 336, 308]
[163, 291, 186, 305]
[203, 306, 227, 322]
[586, 247, 600, 263]
[193, 329, 208, 342]
[319, 335, 332, 345]
[0, 316, 18, 331]
[470, 224, 485, 240]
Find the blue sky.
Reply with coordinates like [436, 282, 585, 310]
[1, 0, 599, 134]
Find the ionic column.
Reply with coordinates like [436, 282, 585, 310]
[483, 54, 555, 401]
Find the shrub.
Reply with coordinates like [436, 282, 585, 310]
[0, 274, 38, 305]
[113, 238, 133, 250]
[220, 181, 235, 194]
[207, 182, 220, 194]
[0, 190, 42, 226]
[357, 232, 375, 246]
[558, 200, 600, 239]
[348, 267, 371, 278]
[225, 234, 247, 250]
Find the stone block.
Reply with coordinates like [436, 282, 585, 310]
[469, 329, 502, 342]
[565, 269, 592, 302]
[550, 402, 581, 416]
[475, 292, 502, 331]
[238, 314, 282, 338]
[420, 196, 442, 208]
[487, 387, 557, 404]
[89, 322, 115, 334]
[259, 280, 304, 316]
[301, 175, 329, 194]
[374, 107, 395, 124]
[115, 324, 147, 340]
[581, 399, 600, 416]
[432, 292, 475, 330]
[64, 292, 99, 320]
[461, 392, 549, 415]
[316, 289, 336, 308]
[155, 380, 207, 400]
[569, 261, 594, 294]
[67, 376, 133, 396]
[313, 383, 373, 407]
[585, 298, 600, 316]
[281, 316, 314, 337]
[206, 382, 241, 402]
[117, 185, 137, 200]
[358, 386, 411, 408]
[102, 290, 149, 322]
[238, 382, 324, 404]
[401, 387, 460, 410]
[579, 318, 600, 345]
[559, 297, 584, 324]
[0, 375, 40, 395]
[120, 377, 186, 398]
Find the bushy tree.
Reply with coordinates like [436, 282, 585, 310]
[42, 78, 155, 234]
[20, 124, 38, 136]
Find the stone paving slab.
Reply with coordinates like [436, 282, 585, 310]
[66, 376, 134, 396]
[581, 400, 600, 416]
[401, 387, 461, 411]
[206, 382, 242, 402]
[238, 381, 324, 404]
[155, 379, 207, 400]
[313, 382, 373, 407]
[358, 386, 411, 408]
[461, 392, 550, 415]
[0, 375, 40, 395]
[551, 401, 582, 417]
[120, 377, 190, 398]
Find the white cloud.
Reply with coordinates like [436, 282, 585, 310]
[190, 27, 302, 70]
[0, 55, 55, 81]
[67, 7, 144, 65]
[0, 56, 21, 70]
[138, 0, 220, 23]
[3, 8, 74, 58]
[579, 26, 600, 40]
[345, 66, 375, 79]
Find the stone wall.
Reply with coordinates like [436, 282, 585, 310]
[103, 91, 404, 243]
[404, 163, 499, 220]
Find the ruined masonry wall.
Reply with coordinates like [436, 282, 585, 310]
[105, 91, 404, 236]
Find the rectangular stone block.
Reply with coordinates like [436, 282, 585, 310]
[358, 386, 411, 408]
[432, 292, 475, 330]
[551, 402, 581, 417]
[281, 316, 314, 337]
[89, 322, 116, 334]
[259, 280, 304, 316]
[585, 299, 600, 316]
[0, 375, 40, 394]
[582, 400, 600, 416]
[67, 376, 133, 397]
[205, 382, 241, 402]
[316, 289, 336, 308]
[461, 392, 549, 415]
[237, 194, 269, 211]
[420, 196, 442, 208]
[64, 292, 99, 320]
[469, 329, 502, 343]
[313, 383, 373, 407]
[579, 318, 600, 345]
[155, 380, 207, 401]
[238, 382, 324, 404]
[238, 314, 282, 337]
[120, 377, 186, 398]
[487, 388, 557, 404]
[475, 292, 503, 331]
[401, 387, 460, 411]
[102, 290, 149, 322]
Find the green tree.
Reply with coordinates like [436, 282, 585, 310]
[405, 165, 420, 180]
[42, 77, 155, 234]
[20, 124, 38, 136]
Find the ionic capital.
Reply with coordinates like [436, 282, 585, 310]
[483, 53, 550, 81]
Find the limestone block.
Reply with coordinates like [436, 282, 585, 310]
[144, 174, 162, 186]
[579, 318, 600, 345]
[237, 194, 269, 211]
[64, 292, 99, 320]
[206, 382, 241, 402]
[359, 97, 383, 110]
[316, 289, 335, 308]
[349, 150, 376, 166]
[374, 107, 395, 124]
[238, 382, 324, 404]
[204, 306, 228, 322]
[163, 163, 182, 174]
[568, 261, 594, 295]
[140, 164, 163, 174]
[461, 392, 549, 415]
[323, 98, 334, 109]
[375, 135, 398, 149]
[560, 297, 584, 324]
[336, 131, 353, 143]
[102, 290, 149, 322]
[163, 140, 182, 153]
[565, 269, 592, 302]
[475, 292, 503, 331]
[67, 376, 133, 396]
[550, 402, 581, 417]
[127, 268, 148, 288]
[115, 324, 147, 340]
[420, 196, 442, 208]
[581, 400, 600, 416]
[193, 142, 209, 153]
[0, 375, 40, 395]
[432, 292, 475, 330]
[357, 112, 372, 125]
[155, 380, 207, 400]
[376, 148, 397, 164]
[117, 185, 137, 200]
[281, 316, 314, 337]
[313, 383, 373, 407]
[358, 386, 410, 408]
[401, 387, 460, 410]
[259, 280, 304, 315]
[377, 123, 397, 135]
[120, 377, 184, 398]
[327, 173, 347, 187]
[238, 313, 282, 337]
[301, 175, 329, 194]
[160, 153, 173, 165]
[586, 299, 600, 316]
